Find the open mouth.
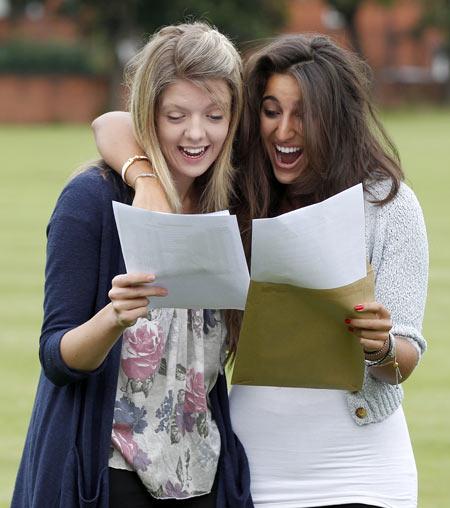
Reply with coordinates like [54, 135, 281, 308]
[274, 144, 303, 166]
[179, 146, 209, 159]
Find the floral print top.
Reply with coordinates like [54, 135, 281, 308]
[109, 308, 226, 499]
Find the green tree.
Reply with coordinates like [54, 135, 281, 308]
[420, 0, 450, 42]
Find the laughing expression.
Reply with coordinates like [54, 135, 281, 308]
[157, 79, 231, 191]
[260, 73, 305, 185]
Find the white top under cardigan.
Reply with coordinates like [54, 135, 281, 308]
[230, 180, 428, 508]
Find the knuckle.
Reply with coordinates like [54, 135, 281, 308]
[113, 301, 124, 313]
[109, 287, 121, 299]
[117, 317, 129, 327]
[139, 307, 149, 318]
[118, 311, 133, 327]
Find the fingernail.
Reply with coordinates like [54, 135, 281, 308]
[354, 305, 364, 311]
[348, 327, 354, 332]
[147, 274, 155, 282]
[344, 318, 352, 324]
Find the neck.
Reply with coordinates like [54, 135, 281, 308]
[173, 175, 198, 213]
[182, 193, 199, 214]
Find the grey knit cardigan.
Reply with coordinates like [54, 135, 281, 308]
[346, 180, 428, 425]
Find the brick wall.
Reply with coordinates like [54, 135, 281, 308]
[285, 0, 447, 104]
[0, 0, 446, 122]
[285, 0, 441, 69]
[0, 75, 108, 123]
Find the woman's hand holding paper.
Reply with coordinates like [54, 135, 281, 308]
[109, 273, 168, 328]
[345, 302, 392, 353]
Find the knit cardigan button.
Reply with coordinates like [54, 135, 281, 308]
[355, 407, 367, 419]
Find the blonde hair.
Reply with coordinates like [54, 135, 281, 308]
[125, 22, 243, 212]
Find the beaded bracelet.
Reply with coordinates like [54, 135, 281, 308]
[363, 335, 390, 362]
[364, 333, 402, 385]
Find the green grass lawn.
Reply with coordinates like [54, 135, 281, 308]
[381, 109, 450, 506]
[1, 112, 450, 506]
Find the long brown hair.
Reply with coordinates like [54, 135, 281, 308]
[226, 34, 404, 357]
[236, 33, 403, 250]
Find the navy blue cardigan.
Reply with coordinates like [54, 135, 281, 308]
[12, 168, 252, 508]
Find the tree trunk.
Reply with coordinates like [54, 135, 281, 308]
[346, 8, 364, 58]
[102, 0, 138, 110]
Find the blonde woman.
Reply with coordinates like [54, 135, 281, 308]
[12, 23, 252, 508]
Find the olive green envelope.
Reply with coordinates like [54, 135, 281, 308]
[231, 269, 375, 391]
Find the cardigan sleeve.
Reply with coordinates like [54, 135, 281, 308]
[39, 170, 112, 386]
[373, 183, 429, 357]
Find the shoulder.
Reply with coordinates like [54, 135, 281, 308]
[53, 165, 129, 222]
[59, 166, 119, 205]
[363, 179, 428, 263]
[364, 179, 424, 223]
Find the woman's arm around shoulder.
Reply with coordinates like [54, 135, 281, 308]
[92, 112, 172, 212]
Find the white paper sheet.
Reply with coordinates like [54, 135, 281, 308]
[112, 202, 250, 309]
[251, 183, 367, 289]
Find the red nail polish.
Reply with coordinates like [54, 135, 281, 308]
[348, 327, 354, 332]
[344, 318, 352, 324]
[354, 305, 364, 311]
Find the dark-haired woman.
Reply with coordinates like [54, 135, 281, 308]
[228, 35, 427, 508]
[92, 34, 428, 508]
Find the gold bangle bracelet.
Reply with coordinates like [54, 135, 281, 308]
[121, 155, 150, 184]
[132, 172, 158, 188]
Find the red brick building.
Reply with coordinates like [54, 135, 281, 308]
[0, 0, 447, 122]
[0, 0, 109, 122]
[285, 0, 447, 104]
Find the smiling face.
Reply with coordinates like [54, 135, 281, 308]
[260, 73, 305, 185]
[156, 79, 231, 191]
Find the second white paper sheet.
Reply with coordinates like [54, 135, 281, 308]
[113, 202, 250, 309]
[251, 183, 367, 289]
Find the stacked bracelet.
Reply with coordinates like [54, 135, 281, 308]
[364, 336, 390, 362]
[365, 332, 395, 367]
[121, 155, 151, 184]
[364, 332, 402, 385]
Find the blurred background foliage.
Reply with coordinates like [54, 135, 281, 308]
[7, 0, 287, 106]
[0, 38, 107, 74]
[3, 0, 450, 109]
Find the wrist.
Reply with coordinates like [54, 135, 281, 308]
[134, 174, 162, 190]
[365, 332, 403, 385]
[133, 178, 172, 213]
[364, 336, 390, 362]
[365, 332, 396, 367]
[105, 303, 127, 334]
[122, 158, 153, 187]
[131, 172, 157, 189]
